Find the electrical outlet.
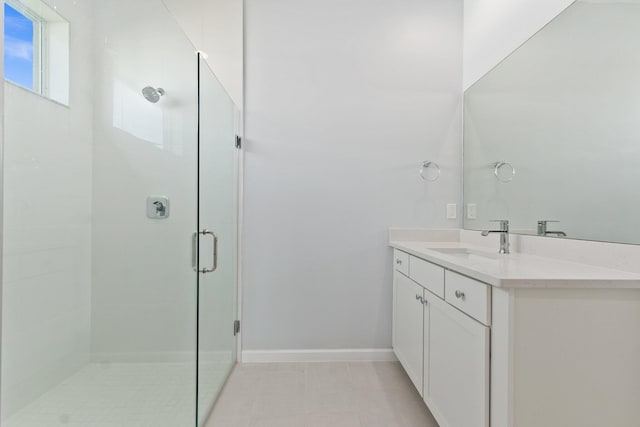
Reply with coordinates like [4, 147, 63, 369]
[466, 203, 477, 220]
[447, 204, 457, 220]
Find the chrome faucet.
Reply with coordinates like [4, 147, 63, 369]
[537, 220, 567, 237]
[481, 220, 510, 254]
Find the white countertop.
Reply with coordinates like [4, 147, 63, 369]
[390, 240, 640, 289]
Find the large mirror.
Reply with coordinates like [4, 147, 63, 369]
[463, 0, 640, 245]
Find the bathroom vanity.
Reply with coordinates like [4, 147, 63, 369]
[391, 1, 640, 425]
[390, 229, 640, 427]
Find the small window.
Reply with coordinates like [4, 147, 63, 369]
[3, 0, 69, 105]
[4, 2, 36, 90]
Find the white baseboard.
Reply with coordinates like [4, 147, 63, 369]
[91, 351, 232, 364]
[241, 349, 397, 363]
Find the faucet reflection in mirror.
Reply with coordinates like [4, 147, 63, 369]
[537, 220, 567, 237]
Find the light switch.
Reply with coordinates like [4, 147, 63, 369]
[447, 204, 457, 220]
[467, 203, 477, 220]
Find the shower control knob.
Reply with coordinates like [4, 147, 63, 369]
[147, 196, 170, 219]
[153, 201, 166, 215]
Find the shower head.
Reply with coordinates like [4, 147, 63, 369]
[142, 86, 165, 103]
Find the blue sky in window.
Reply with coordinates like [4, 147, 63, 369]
[4, 3, 34, 89]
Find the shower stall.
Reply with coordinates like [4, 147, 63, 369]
[1, 0, 240, 425]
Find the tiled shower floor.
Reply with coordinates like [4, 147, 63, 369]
[3, 362, 229, 427]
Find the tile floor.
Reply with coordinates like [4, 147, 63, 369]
[3, 361, 437, 427]
[204, 362, 439, 427]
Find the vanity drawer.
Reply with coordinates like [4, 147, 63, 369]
[394, 250, 409, 275]
[445, 271, 491, 325]
[409, 256, 445, 298]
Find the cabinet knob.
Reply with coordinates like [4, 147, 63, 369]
[455, 290, 465, 299]
[396, 259, 402, 265]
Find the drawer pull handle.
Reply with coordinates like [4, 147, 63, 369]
[455, 290, 466, 299]
[416, 294, 424, 304]
[396, 259, 402, 265]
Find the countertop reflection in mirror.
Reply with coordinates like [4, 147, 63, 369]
[463, 0, 640, 245]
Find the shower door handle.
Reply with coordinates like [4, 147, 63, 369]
[192, 232, 198, 272]
[194, 229, 218, 273]
[203, 230, 219, 273]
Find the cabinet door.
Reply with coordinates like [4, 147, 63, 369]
[393, 272, 424, 395]
[426, 296, 490, 427]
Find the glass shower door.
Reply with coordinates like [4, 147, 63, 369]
[196, 56, 240, 425]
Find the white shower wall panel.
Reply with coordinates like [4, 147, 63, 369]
[1, 0, 94, 416]
[89, 0, 199, 361]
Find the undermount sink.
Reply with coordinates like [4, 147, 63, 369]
[430, 247, 500, 260]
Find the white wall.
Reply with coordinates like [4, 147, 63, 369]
[163, 0, 243, 109]
[463, 0, 574, 89]
[90, 0, 200, 361]
[1, 0, 93, 416]
[243, 0, 463, 352]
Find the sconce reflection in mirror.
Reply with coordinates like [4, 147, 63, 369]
[493, 161, 516, 182]
[420, 161, 441, 182]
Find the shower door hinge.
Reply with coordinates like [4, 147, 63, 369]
[235, 135, 242, 149]
[234, 320, 241, 336]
